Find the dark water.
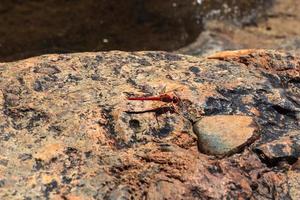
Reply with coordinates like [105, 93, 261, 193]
[0, 0, 273, 62]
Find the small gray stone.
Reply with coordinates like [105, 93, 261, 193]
[193, 115, 259, 156]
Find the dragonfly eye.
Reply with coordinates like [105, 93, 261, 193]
[172, 96, 179, 103]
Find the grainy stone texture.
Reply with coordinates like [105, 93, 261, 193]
[0, 49, 299, 199]
[288, 170, 300, 200]
[254, 131, 300, 166]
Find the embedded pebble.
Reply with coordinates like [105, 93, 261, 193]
[193, 115, 259, 156]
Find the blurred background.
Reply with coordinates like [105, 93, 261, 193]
[0, 0, 299, 62]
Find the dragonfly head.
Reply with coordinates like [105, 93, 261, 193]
[161, 92, 180, 104]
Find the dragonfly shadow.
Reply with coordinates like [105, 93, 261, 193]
[125, 106, 176, 116]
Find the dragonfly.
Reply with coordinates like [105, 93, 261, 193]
[125, 88, 190, 118]
[128, 92, 180, 105]
[125, 91, 181, 125]
[124, 86, 198, 124]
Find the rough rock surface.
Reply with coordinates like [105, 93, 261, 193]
[0, 49, 299, 199]
[255, 131, 300, 166]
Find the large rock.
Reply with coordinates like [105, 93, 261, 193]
[0, 50, 299, 199]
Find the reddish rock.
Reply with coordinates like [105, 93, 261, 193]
[0, 50, 299, 199]
[288, 170, 300, 200]
[254, 131, 300, 166]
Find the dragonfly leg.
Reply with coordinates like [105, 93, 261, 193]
[170, 102, 180, 114]
[154, 113, 161, 128]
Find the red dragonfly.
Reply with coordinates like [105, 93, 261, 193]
[125, 89, 183, 117]
[128, 93, 180, 105]
[125, 88, 199, 124]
